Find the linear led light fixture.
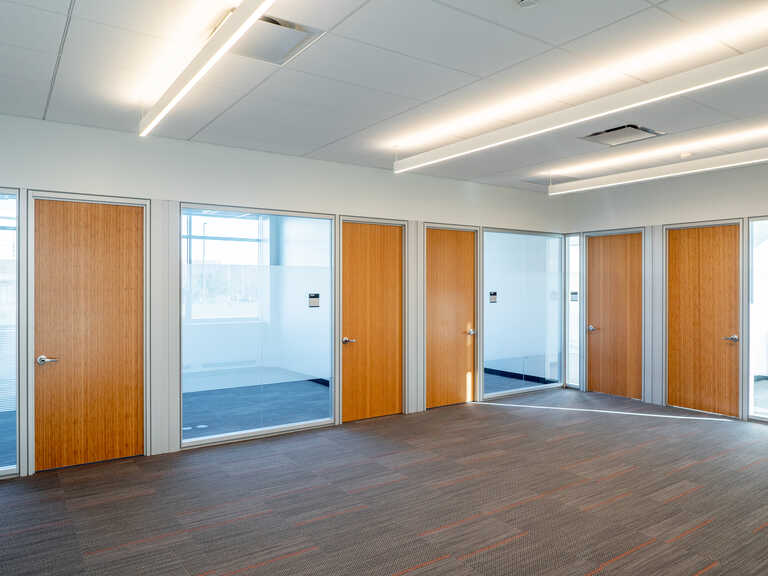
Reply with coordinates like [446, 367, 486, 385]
[393, 46, 768, 174]
[139, 0, 276, 137]
[547, 146, 768, 195]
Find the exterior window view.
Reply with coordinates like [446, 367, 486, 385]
[180, 208, 333, 441]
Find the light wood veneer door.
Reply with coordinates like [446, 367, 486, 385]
[34, 199, 144, 470]
[426, 228, 476, 408]
[341, 222, 403, 422]
[667, 224, 740, 417]
[587, 233, 643, 399]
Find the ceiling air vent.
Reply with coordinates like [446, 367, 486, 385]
[582, 124, 664, 147]
[232, 15, 322, 65]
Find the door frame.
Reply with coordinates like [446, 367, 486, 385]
[25, 189, 151, 476]
[179, 202, 336, 447]
[337, 216, 408, 422]
[422, 223, 481, 407]
[479, 227, 566, 400]
[583, 227, 646, 398]
[663, 218, 745, 419]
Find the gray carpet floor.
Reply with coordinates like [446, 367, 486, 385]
[3, 388, 768, 575]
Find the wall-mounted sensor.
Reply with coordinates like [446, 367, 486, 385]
[489, 291, 498, 303]
[308, 293, 320, 308]
[570, 291, 579, 302]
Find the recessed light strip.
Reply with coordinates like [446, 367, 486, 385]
[547, 146, 768, 195]
[139, 0, 276, 137]
[393, 46, 768, 174]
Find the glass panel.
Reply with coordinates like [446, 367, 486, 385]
[750, 219, 768, 418]
[566, 235, 581, 388]
[181, 208, 333, 441]
[483, 231, 562, 397]
[0, 193, 17, 468]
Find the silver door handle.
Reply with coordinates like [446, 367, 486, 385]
[722, 334, 739, 343]
[467, 329, 477, 336]
[36, 355, 58, 366]
[342, 337, 356, 344]
[588, 324, 598, 332]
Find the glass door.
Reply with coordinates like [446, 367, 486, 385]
[483, 230, 563, 397]
[566, 235, 581, 389]
[750, 219, 768, 419]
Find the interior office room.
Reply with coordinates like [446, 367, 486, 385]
[5, 0, 768, 574]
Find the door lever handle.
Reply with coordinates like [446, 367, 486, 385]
[722, 334, 739, 343]
[588, 324, 598, 332]
[36, 355, 58, 366]
[466, 329, 477, 336]
[342, 337, 356, 344]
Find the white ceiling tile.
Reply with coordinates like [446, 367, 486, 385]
[194, 68, 418, 156]
[688, 71, 768, 120]
[0, 44, 55, 117]
[73, 0, 234, 39]
[152, 54, 278, 140]
[561, 7, 737, 82]
[0, 1, 66, 52]
[6, 0, 70, 13]
[308, 130, 396, 170]
[46, 18, 168, 131]
[287, 33, 476, 101]
[267, 0, 369, 30]
[657, 0, 768, 53]
[334, 0, 550, 77]
[555, 95, 735, 142]
[438, 0, 650, 45]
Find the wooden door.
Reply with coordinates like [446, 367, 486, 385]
[35, 199, 144, 470]
[587, 233, 643, 399]
[668, 224, 739, 417]
[427, 228, 476, 408]
[341, 222, 403, 422]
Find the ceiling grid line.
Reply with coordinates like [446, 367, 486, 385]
[42, 0, 75, 120]
[185, 0, 377, 142]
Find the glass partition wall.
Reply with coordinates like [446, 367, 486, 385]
[566, 235, 581, 389]
[181, 207, 334, 443]
[483, 230, 563, 397]
[750, 219, 768, 419]
[0, 193, 17, 470]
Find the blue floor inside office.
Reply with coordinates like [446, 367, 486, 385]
[483, 371, 551, 395]
[0, 410, 15, 468]
[182, 379, 332, 440]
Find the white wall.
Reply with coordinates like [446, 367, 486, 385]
[554, 163, 768, 232]
[0, 114, 566, 229]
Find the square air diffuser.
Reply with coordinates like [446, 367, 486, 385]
[582, 124, 664, 146]
[232, 16, 322, 65]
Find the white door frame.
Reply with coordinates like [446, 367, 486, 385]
[24, 189, 151, 476]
